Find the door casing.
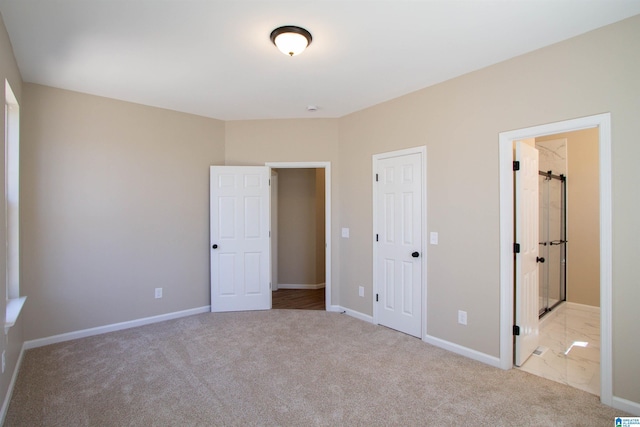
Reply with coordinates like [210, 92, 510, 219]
[498, 113, 612, 406]
[372, 146, 427, 339]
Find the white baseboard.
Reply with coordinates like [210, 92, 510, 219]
[277, 283, 326, 290]
[327, 305, 373, 324]
[0, 343, 26, 426]
[329, 309, 500, 369]
[23, 306, 211, 350]
[613, 396, 640, 416]
[565, 301, 601, 313]
[423, 334, 501, 369]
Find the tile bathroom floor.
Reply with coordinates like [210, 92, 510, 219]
[519, 302, 600, 396]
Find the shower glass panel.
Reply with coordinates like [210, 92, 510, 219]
[538, 171, 566, 317]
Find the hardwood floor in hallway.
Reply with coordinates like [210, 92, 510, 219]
[272, 288, 325, 310]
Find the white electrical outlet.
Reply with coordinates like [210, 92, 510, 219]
[458, 310, 467, 325]
[341, 228, 350, 238]
[358, 286, 364, 297]
[155, 288, 163, 299]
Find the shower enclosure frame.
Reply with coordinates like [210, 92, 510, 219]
[538, 169, 567, 318]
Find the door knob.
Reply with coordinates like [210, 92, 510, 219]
[411, 251, 420, 258]
[536, 257, 545, 263]
[212, 244, 218, 249]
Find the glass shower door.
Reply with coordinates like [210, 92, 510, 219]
[538, 172, 566, 317]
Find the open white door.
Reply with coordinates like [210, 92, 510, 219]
[210, 166, 271, 312]
[374, 149, 424, 338]
[514, 141, 540, 366]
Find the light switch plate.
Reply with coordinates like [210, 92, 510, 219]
[430, 232, 439, 245]
[342, 228, 350, 238]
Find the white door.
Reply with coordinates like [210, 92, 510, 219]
[210, 166, 271, 312]
[374, 149, 424, 338]
[514, 141, 540, 366]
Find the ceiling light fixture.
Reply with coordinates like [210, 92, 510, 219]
[270, 26, 312, 57]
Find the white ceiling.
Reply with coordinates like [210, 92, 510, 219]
[1, 1, 639, 121]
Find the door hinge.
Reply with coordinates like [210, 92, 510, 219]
[376, 234, 379, 242]
[513, 161, 520, 171]
[514, 243, 520, 254]
[375, 173, 379, 182]
[269, 179, 271, 186]
[376, 294, 379, 302]
[513, 325, 520, 336]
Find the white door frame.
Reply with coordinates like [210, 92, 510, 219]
[498, 113, 612, 406]
[372, 146, 427, 338]
[265, 161, 332, 310]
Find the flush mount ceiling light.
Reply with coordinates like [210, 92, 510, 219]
[270, 26, 312, 57]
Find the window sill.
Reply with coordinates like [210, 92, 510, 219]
[5, 296, 26, 333]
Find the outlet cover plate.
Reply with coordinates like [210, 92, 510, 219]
[458, 310, 467, 325]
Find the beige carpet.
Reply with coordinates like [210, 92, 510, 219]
[5, 310, 625, 426]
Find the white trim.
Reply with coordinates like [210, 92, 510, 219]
[565, 301, 600, 313]
[277, 283, 326, 290]
[498, 113, 613, 407]
[372, 146, 427, 339]
[423, 334, 502, 368]
[4, 296, 26, 333]
[0, 342, 26, 426]
[331, 304, 500, 368]
[612, 397, 640, 417]
[265, 162, 332, 310]
[5, 80, 20, 301]
[23, 306, 210, 350]
[327, 305, 374, 324]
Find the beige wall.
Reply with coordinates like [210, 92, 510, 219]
[338, 15, 640, 402]
[21, 84, 225, 340]
[0, 11, 24, 416]
[538, 129, 600, 307]
[224, 119, 340, 166]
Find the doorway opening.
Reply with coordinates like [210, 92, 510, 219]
[498, 113, 612, 406]
[266, 162, 332, 311]
[517, 129, 601, 396]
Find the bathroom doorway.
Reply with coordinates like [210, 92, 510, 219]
[518, 129, 601, 396]
[498, 113, 612, 405]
